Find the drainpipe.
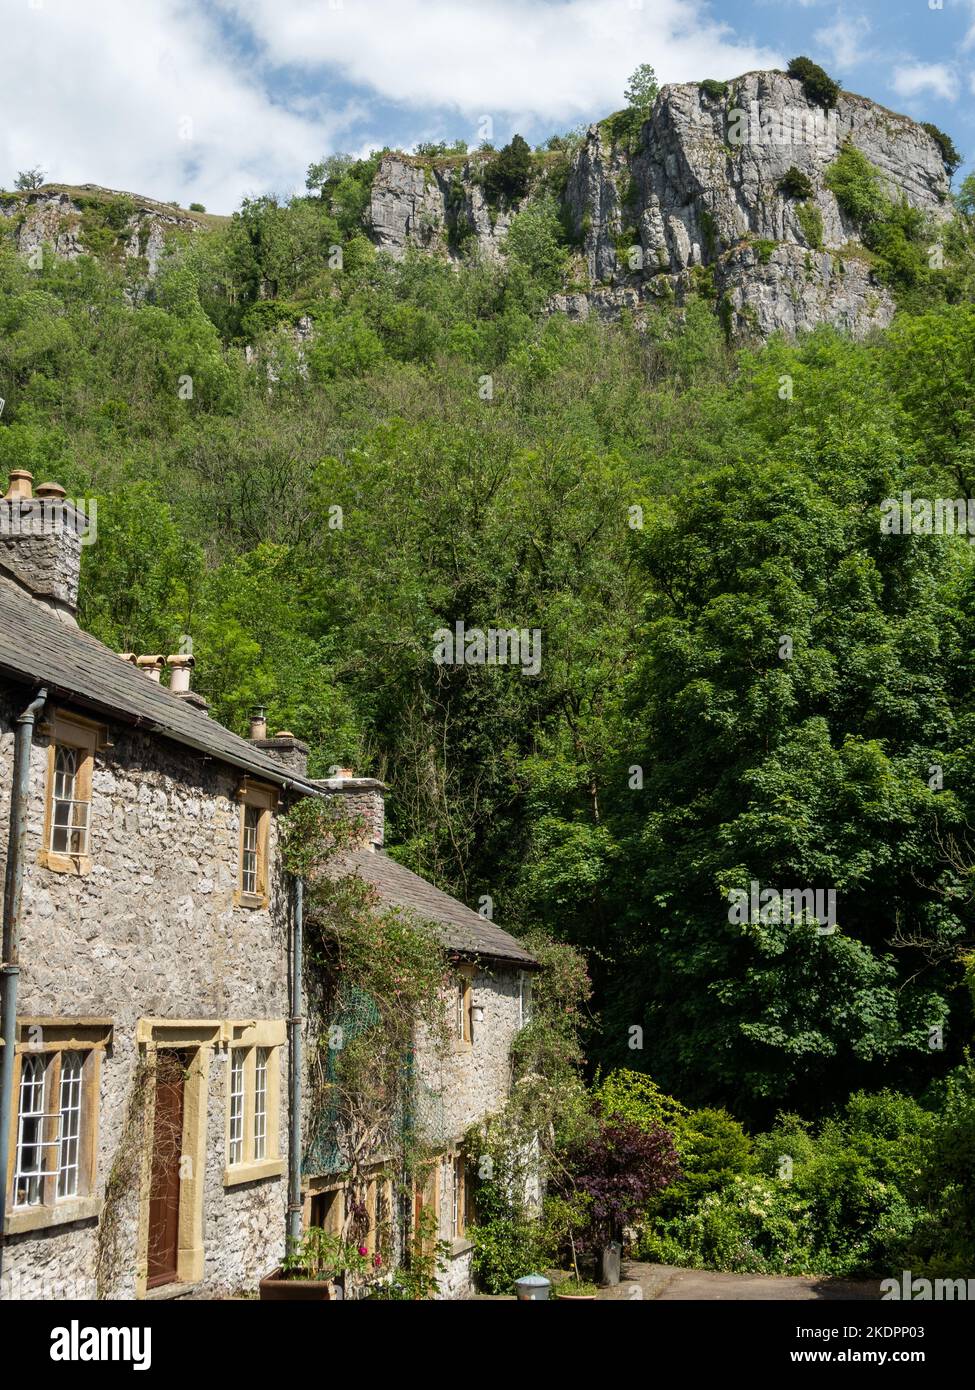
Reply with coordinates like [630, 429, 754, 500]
[286, 875, 303, 1250]
[0, 686, 47, 1292]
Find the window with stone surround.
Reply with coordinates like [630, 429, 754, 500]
[4, 1020, 111, 1234]
[452, 1153, 466, 1239]
[223, 1022, 285, 1185]
[454, 964, 473, 1044]
[235, 780, 276, 908]
[39, 710, 105, 875]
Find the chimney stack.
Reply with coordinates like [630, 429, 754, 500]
[251, 727, 310, 777]
[0, 472, 88, 623]
[313, 768, 387, 851]
[249, 706, 268, 741]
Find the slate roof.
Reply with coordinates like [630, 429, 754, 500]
[341, 847, 538, 968]
[0, 571, 324, 795]
[0, 568, 537, 966]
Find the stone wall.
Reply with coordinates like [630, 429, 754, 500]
[418, 960, 526, 1299]
[299, 930, 527, 1298]
[0, 685, 293, 1299]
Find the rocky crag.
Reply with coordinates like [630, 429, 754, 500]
[1, 72, 952, 340]
[367, 70, 951, 338]
[0, 184, 220, 277]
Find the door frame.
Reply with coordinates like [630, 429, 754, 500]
[135, 1020, 218, 1298]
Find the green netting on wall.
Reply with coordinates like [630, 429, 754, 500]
[303, 985, 381, 1176]
[302, 986, 451, 1178]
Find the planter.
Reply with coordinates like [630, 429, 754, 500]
[259, 1269, 341, 1301]
[558, 1294, 597, 1301]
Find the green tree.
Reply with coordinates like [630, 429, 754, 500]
[624, 64, 659, 112]
[483, 134, 533, 205]
[14, 167, 45, 191]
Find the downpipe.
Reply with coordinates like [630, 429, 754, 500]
[286, 875, 303, 1251]
[0, 686, 47, 1293]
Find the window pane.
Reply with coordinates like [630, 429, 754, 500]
[253, 1048, 268, 1160]
[51, 744, 90, 856]
[242, 806, 260, 894]
[57, 1052, 83, 1198]
[15, 1055, 47, 1207]
[229, 1050, 245, 1164]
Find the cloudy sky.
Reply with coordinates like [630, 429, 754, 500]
[2, 0, 973, 213]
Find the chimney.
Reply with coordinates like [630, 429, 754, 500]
[167, 653, 195, 693]
[136, 654, 165, 681]
[312, 768, 387, 851]
[0, 473, 88, 623]
[251, 728, 310, 778]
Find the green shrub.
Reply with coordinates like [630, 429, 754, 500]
[778, 166, 814, 201]
[787, 56, 840, 110]
[593, 1068, 688, 1135]
[907, 1062, 975, 1279]
[483, 134, 533, 206]
[306, 310, 383, 379]
[753, 238, 777, 264]
[796, 201, 824, 250]
[638, 1175, 816, 1274]
[664, 1108, 754, 1209]
[921, 123, 962, 178]
[700, 79, 729, 101]
[824, 143, 936, 290]
[469, 1217, 552, 1294]
[825, 143, 888, 226]
[700, 210, 720, 257]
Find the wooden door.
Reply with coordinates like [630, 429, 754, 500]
[147, 1052, 186, 1289]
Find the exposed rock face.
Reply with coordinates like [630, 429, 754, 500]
[365, 70, 951, 339]
[369, 156, 511, 260]
[0, 185, 211, 277]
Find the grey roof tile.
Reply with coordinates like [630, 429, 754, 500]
[339, 848, 538, 967]
[0, 573, 323, 794]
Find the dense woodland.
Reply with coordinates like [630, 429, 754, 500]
[2, 126, 975, 1278]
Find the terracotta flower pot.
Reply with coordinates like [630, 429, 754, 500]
[259, 1269, 337, 1301]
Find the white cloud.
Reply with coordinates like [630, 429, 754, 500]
[216, 0, 782, 123]
[0, 0, 783, 212]
[0, 0, 362, 212]
[891, 61, 959, 102]
[813, 12, 871, 70]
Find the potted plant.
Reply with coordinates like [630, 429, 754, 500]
[555, 1277, 600, 1300]
[259, 1227, 370, 1301]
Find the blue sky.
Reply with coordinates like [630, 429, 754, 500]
[1, 0, 973, 213]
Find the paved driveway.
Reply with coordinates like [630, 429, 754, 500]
[599, 1262, 881, 1301]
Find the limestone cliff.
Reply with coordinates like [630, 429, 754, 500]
[366, 70, 952, 338]
[0, 184, 219, 277]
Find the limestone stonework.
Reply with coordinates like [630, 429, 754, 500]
[0, 688, 292, 1299]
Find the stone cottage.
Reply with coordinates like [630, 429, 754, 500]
[0, 472, 322, 1300]
[293, 771, 538, 1299]
[0, 469, 538, 1300]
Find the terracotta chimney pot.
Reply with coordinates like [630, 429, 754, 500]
[136, 654, 165, 682]
[167, 653, 195, 693]
[4, 470, 33, 500]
